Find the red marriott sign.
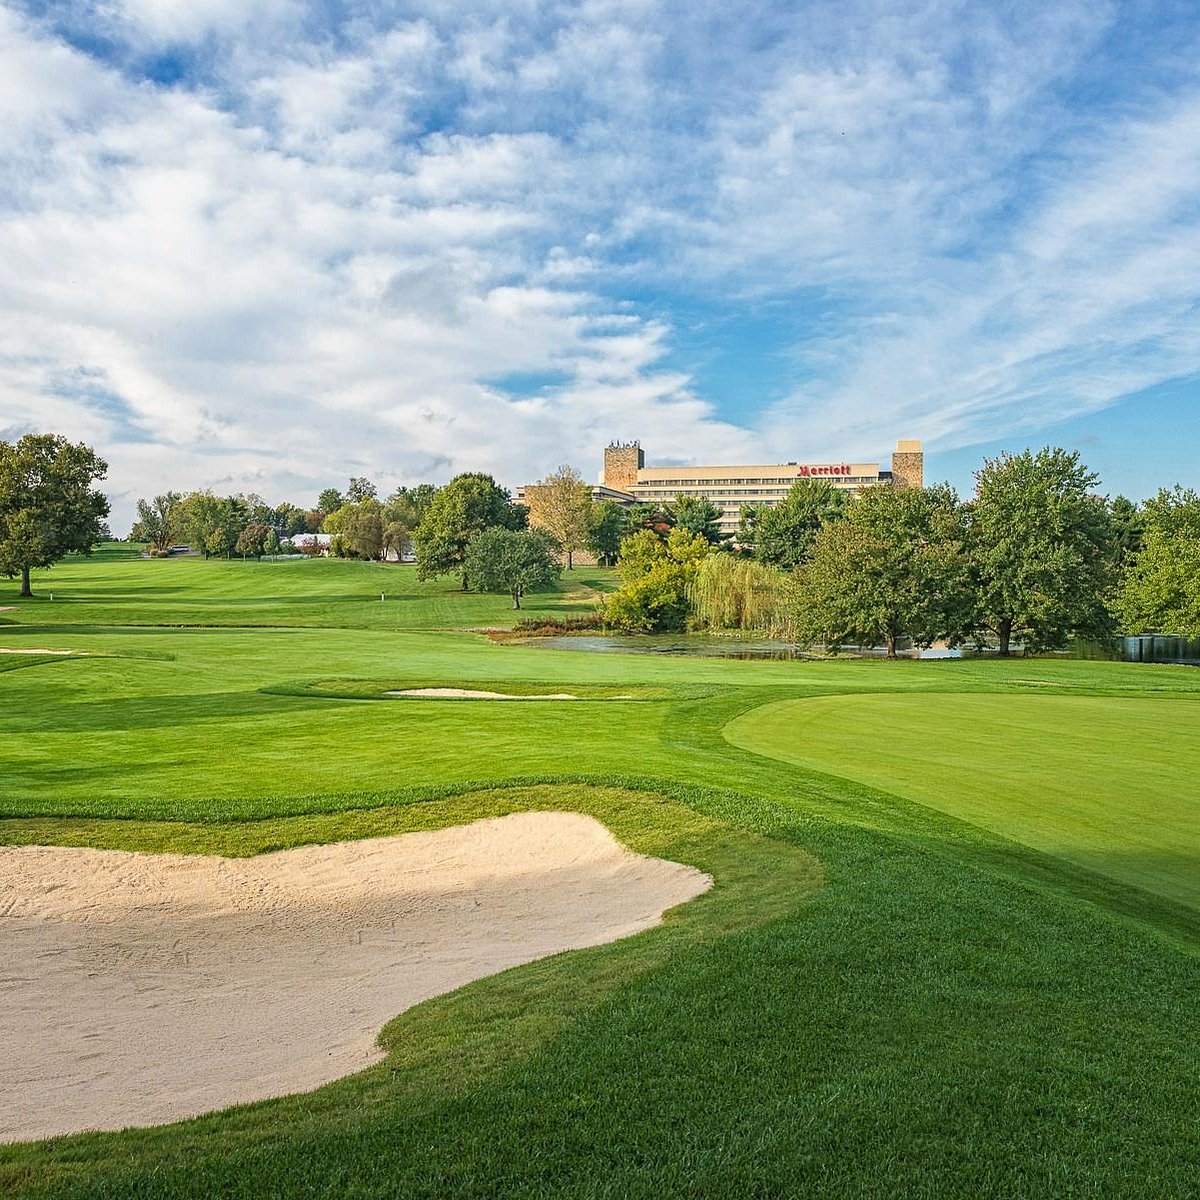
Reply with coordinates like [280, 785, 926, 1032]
[797, 464, 852, 477]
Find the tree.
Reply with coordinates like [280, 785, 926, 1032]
[177, 492, 249, 559]
[793, 485, 969, 658]
[968, 448, 1114, 656]
[326, 499, 385, 560]
[689, 555, 791, 634]
[604, 527, 711, 632]
[317, 488, 345, 518]
[586, 500, 625, 567]
[462, 528, 561, 609]
[347, 477, 377, 504]
[273, 503, 311, 539]
[622, 501, 672, 539]
[524, 465, 593, 569]
[414, 473, 526, 589]
[387, 484, 438, 531]
[0, 434, 110, 598]
[666, 494, 726, 545]
[235, 524, 271, 560]
[1115, 487, 1200, 638]
[738, 478, 849, 568]
[131, 492, 182, 554]
[1108, 495, 1145, 565]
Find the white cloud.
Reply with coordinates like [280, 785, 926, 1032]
[2, 0, 1200, 527]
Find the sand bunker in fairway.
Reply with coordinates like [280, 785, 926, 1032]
[386, 687, 579, 700]
[1, 812, 710, 1143]
[0, 647, 82, 655]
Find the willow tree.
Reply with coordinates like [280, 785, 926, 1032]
[689, 555, 789, 633]
[0, 434, 110, 598]
[524, 465, 592, 569]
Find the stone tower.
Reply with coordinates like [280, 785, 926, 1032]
[890, 440, 924, 490]
[603, 442, 644, 492]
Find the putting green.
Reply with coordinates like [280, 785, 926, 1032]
[726, 692, 1200, 911]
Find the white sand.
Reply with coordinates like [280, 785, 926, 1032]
[0, 812, 709, 1143]
[0, 648, 80, 656]
[386, 687, 579, 700]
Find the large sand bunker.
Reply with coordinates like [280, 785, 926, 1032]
[1, 812, 710, 1143]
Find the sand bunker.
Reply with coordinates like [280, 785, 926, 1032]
[386, 687, 579, 700]
[0, 648, 80, 656]
[0, 812, 709, 1143]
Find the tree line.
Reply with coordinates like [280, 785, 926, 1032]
[600, 447, 1200, 655]
[4, 431, 1197, 648]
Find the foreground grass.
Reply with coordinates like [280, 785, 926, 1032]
[3, 554, 1200, 1197]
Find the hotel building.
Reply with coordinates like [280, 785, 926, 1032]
[594, 440, 924, 539]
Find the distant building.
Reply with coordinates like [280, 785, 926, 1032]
[286, 533, 332, 553]
[588, 439, 924, 539]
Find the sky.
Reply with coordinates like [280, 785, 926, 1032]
[2, 0, 1199, 530]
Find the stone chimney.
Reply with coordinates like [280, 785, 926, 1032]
[891, 440, 924, 490]
[603, 442, 644, 492]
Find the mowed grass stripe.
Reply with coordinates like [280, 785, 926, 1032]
[726, 691, 1200, 910]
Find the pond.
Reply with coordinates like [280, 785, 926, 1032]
[515, 635, 964, 661]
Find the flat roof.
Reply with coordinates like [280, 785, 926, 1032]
[635, 462, 880, 479]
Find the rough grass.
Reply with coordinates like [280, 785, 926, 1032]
[3, 553, 1200, 1197]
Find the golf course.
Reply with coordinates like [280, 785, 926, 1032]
[3, 547, 1200, 1198]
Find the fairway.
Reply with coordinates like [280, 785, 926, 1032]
[4, 553, 1200, 1198]
[726, 692, 1200, 910]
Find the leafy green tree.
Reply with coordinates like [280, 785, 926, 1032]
[1108, 495, 1145, 565]
[273, 503, 311, 538]
[793, 485, 969, 658]
[387, 484, 438, 531]
[666, 494, 725, 545]
[738, 478, 848, 568]
[605, 528, 711, 632]
[0, 434, 110, 597]
[131, 492, 182, 554]
[347, 477, 377, 503]
[325, 499, 385, 560]
[235, 524, 271, 560]
[317, 488, 345, 518]
[524, 465, 593, 568]
[586, 500, 625, 566]
[968, 448, 1114, 655]
[463, 527, 561, 609]
[1115, 487, 1200, 637]
[414, 473, 526, 589]
[177, 492, 248, 558]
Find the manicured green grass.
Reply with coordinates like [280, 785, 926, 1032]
[726, 691, 1200, 910]
[4, 553, 1200, 1197]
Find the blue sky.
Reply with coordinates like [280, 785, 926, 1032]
[1, 0, 1198, 528]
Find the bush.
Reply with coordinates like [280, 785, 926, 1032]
[604, 564, 692, 633]
[512, 613, 605, 637]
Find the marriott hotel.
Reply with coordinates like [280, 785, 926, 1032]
[596, 440, 924, 539]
